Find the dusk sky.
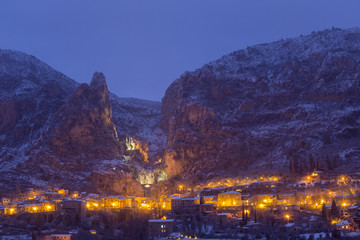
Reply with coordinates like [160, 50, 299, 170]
[1, 1, 360, 101]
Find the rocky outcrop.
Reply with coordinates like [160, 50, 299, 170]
[161, 28, 360, 180]
[39, 72, 122, 161]
[0, 50, 163, 191]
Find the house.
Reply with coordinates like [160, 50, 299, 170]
[200, 203, 216, 213]
[1, 198, 10, 205]
[335, 220, 355, 232]
[218, 191, 242, 207]
[159, 198, 172, 211]
[203, 195, 216, 204]
[0, 235, 31, 240]
[102, 196, 132, 209]
[85, 200, 101, 211]
[202, 186, 233, 196]
[171, 198, 199, 216]
[49, 234, 72, 240]
[148, 219, 175, 237]
[284, 223, 301, 233]
[18, 203, 43, 213]
[278, 205, 300, 213]
[340, 205, 351, 218]
[0, 207, 5, 215]
[235, 184, 250, 194]
[301, 171, 321, 184]
[248, 194, 274, 207]
[249, 181, 277, 194]
[62, 199, 82, 213]
[4, 206, 16, 215]
[334, 195, 360, 207]
[44, 192, 63, 200]
[216, 213, 232, 226]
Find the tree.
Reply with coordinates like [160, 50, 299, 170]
[200, 193, 205, 205]
[329, 200, 340, 221]
[290, 158, 295, 176]
[309, 154, 316, 171]
[242, 203, 245, 220]
[321, 203, 329, 223]
[331, 228, 341, 239]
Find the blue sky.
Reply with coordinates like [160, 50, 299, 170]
[1, 1, 360, 101]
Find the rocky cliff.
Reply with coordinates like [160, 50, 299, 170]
[0, 50, 164, 192]
[161, 28, 360, 181]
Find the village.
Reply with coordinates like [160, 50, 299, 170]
[1, 171, 360, 239]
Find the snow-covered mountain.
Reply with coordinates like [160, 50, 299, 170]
[0, 49, 164, 192]
[1, 27, 360, 190]
[161, 27, 360, 180]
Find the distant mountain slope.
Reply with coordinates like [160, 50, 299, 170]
[0, 49, 79, 172]
[161, 28, 360, 180]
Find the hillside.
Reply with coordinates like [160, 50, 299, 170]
[161, 27, 360, 181]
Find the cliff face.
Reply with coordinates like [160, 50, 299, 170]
[39, 72, 122, 161]
[0, 50, 162, 192]
[161, 28, 360, 180]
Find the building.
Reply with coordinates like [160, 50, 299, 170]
[18, 203, 43, 213]
[334, 195, 360, 207]
[248, 194, 274, 207]
[202, 186, 233, 196]
[249, 181, 277, 194]
[235, 184, 250, 194]
[4, 206, 16, 215]
[0, 235, 31, 240]
[216, 213, 232, 226]
[218, 191, 242, 207]
[148, 219, 174, 237]
[49, 234, 72, 240]
[102, 196, 132, 209]
[200, 203, 216, 214]
[44, 192, 63, 200]
[335, 220, 355, 232]
[202, 195, 216, 204]
[62, 199, 82, 213]
[1, 198, 10, 205]
[171, 198, 199, 216]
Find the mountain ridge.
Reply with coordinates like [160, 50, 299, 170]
[1, 27, 360, 191]
[161, 27, 360, 181]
